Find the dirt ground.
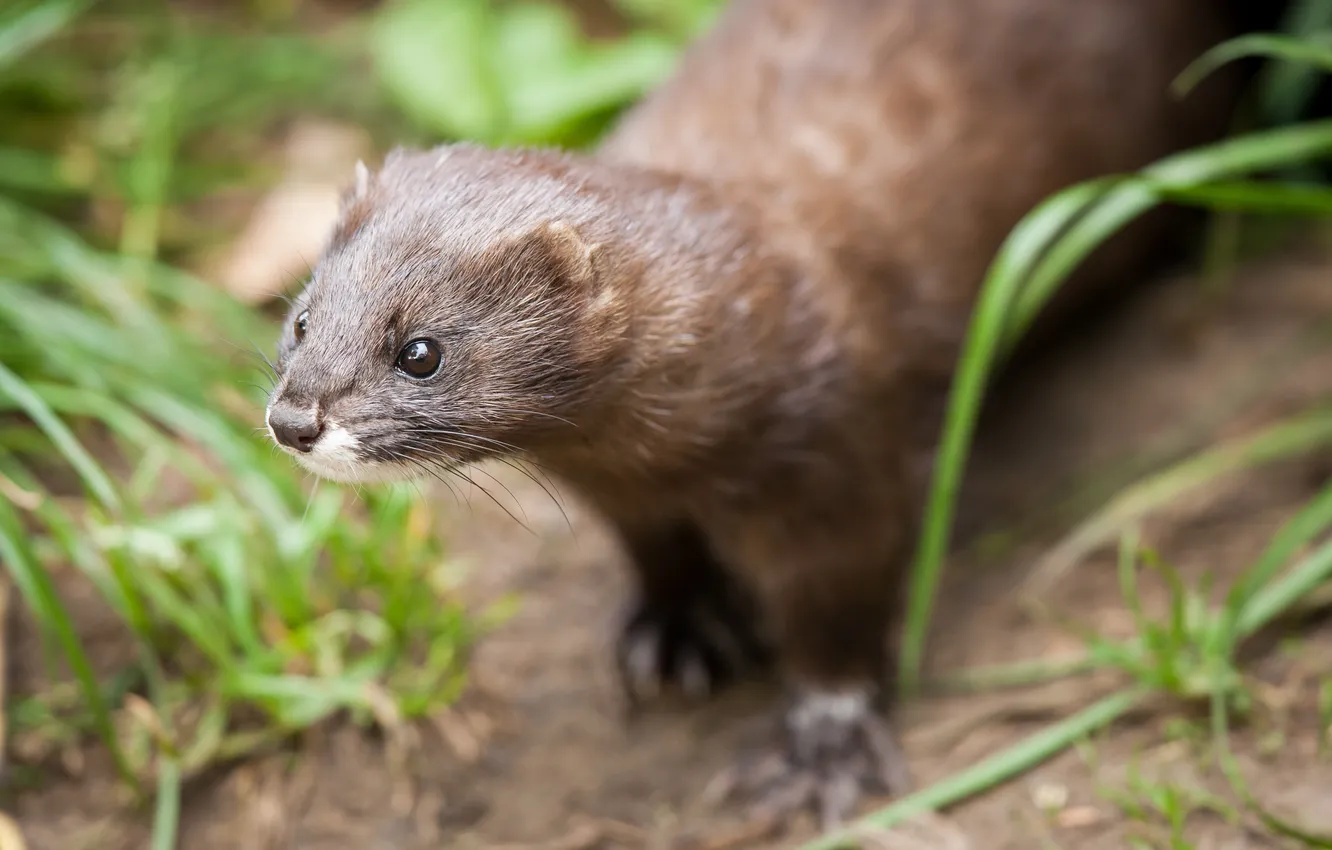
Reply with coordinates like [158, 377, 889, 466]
[6, 237, 1332, 850]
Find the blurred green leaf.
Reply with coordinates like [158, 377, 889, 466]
[0, 146, 78, 194]
[370, 0, 684, 145]
[371, 0, 502, 141]
[1175, 31, 1332, 97]
[501, 30, 678, 142]
[1150, 179, 1332, 214]
[0, 0, 92, 72]
[611, 0, 721, 39]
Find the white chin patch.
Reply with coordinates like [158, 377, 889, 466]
[276, 421, 420, 485]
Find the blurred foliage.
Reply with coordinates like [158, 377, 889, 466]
[369, 0, 720, 146]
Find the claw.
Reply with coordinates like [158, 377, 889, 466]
[614, 593, 769, 707]
[705, 685, 911, 831]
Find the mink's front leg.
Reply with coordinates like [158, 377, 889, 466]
[611, 517, 771, 705]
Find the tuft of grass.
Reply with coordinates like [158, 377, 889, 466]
[806, 15, 1332, 850]
[1102, 758, 1239, 850]
[897, 7, 1332, 689]
[1112, 769, 1239, 850]
[897, 118, 1332, 700]
[1024, 407, 1332, 598]
[807, 416, 1332, 848]
[0, 1, 526, 842]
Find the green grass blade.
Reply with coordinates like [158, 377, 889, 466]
[0, 496, 138, 792]
[0, 361, 121, 512]
[0, 147, 79, 196]
[1174, 32, 1332, 98]
[799, 689, 1147, 849]
[0, 0, 91, 70]
[1237, 534, 1332, 638]
[1026, 408, 1332, 596]
[30, 384, 219, 490]
[1149, 179, 1332, 215]
[125, 386, 296, 532]
[1010, 121, 1332, 345]
[0, 458, 149, 636]
[1212, 685, 1332, 847]
[1260, 0, 1332, 126]
[1222, 480, 1332, 637]
[896, 179, 1116, 695]
[150, 756, 182, 850]
[110, 549, 235, 671]
[204, 533, 266, 659]
[222, 671, 373, 728]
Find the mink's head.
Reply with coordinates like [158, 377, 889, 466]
[263, 145, 628, 484]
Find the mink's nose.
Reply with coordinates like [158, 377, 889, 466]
[268, 402, 323, 453]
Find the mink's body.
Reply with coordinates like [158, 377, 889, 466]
[266, 0, 1251, 828]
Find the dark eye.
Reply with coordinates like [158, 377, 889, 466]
[395, 338, 442, 379]
[293, 309, 310, 343]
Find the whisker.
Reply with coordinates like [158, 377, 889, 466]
[400, 427, 562, 476]
[387, 440, 525, 530]
[445, 464, 534, 535]
[400, 425, 567, 494]
[460, 462, 529, 525]
[302, 478, 321, 523]
[401, 434, 570, 529]
[396, 454, 468, 512]
[245, 338, 281, 376]
[380, 448, 460, 508]
[490, 456, 572, 534]
[238, 381, 274, 396]
[490, 408, 580, 429]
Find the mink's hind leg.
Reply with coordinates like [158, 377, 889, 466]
[612, 518, 772, 706]
[706, 512, 912, 829]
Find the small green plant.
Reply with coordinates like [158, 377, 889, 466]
[1090, 534, 1248, 706]
[1102, 758, 1238, 850]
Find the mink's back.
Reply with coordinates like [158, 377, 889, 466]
[599, 0, 1242, 379]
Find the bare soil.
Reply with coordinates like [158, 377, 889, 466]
[7, 246, 1332, 849]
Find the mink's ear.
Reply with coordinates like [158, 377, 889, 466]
[338, 159, 373, 212]
[498, 219, 603, 293]
[530, 220, 601, 288]
[351, 160, 372, 203]
[328, 160, 375, 246]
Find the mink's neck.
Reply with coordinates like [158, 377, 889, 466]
[537, 161, 819, 483]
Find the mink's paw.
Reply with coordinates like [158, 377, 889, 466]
[705, 687, 911, 831]
[615, 593, 769, 705]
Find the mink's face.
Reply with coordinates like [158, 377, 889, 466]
[264, 285, 463, 485]
[263, 161, 616, 485]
